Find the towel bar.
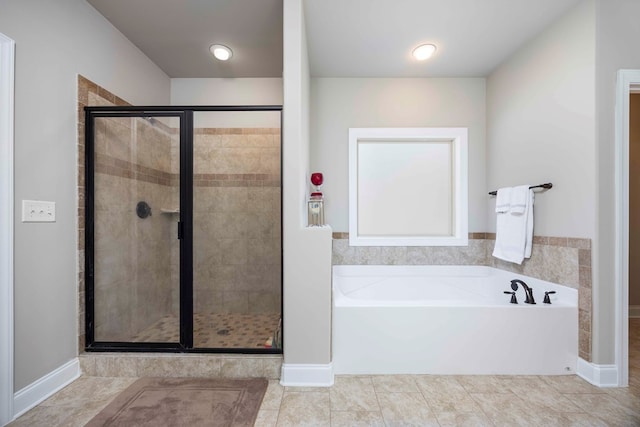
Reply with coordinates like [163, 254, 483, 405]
[488, 183, 552, 196]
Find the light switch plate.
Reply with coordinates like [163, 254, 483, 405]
[22, 200, 56, 222]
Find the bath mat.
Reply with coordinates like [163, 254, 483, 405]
[86, 377, 267, 427]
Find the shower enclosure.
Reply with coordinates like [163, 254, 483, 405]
[84, 106, 282, 353]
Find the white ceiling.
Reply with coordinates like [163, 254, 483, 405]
[87, 0, 581, 79]
[87, 0, 284, 78]
[304, 0, 582, 77]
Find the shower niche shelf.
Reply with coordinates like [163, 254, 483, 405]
[160, 208, 180, 214]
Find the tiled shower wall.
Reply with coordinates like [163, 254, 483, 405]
[193, 128, 281, 315]
[332, 232, 593, 362]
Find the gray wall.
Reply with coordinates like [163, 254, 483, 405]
[310, 78, 487, 233]
[282, 0, 333, 367]
[0, 0, 170, 390]
[595, 0, 640, 364]
[486, 0, 596, 239]
[486, 0, 600, 363]
[171, 78, 283, 128]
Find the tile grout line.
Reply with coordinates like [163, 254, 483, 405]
[370, 377, 386, 426]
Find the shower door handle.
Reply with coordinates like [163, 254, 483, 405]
[177, 221, 183, 239]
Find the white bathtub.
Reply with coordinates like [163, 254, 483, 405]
[332, 265, 578, 375]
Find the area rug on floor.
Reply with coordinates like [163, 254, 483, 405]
[85, 377, 268, 427]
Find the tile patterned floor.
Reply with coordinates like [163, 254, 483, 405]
[8, 319, 640, 426]
[131, 312, 281, 349]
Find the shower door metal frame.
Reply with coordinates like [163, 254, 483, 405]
[84, 105, 283, 355]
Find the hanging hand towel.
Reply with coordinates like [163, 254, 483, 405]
[524, 188, 535, 258]
[509, 185, 528, 214]
[495, 187, 512, 213]
[492, 185, 534, 264]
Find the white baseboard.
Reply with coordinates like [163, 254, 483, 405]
[13, 358, 80, 418]
[576, 358, 619, 387]
[280, 363, 334, 387]
[629, 305, 640, 318]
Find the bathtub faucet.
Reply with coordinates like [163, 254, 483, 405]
[510, 279, 536, 304]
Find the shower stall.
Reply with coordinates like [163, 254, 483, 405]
[84, 106, 282, 353]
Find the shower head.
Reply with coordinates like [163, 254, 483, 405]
[140, 116, 157, 125]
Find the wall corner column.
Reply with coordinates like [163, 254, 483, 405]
[281, 0, 334, 386]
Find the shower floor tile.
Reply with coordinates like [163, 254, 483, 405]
[131, 312, 281, 349]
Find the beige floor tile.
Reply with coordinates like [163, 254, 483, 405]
[329, 376, 379, 412]
[471, 392, 558, 426]
[435, 411, 494, 427]
[276, 392, 330, 427]
[604, 386, 640, 412]
[39, 376, 136, 407]
[505, 385, 583, 413]
[254, 409, 279, 427]
[489, 411, 571, 426]
[416, 376, 481, 413]
[7, 402, 111, 427]
[563, 392, 640, 425]
[550, 412, 609, 427]
[371, 375, 419, 392]
[7, 406, 73, 427]
[377, 392, 439, 426]
[456, 375, 513, 393]
[540, 375, 605, 394]
[500, 375, 550, 391]
[52, 404, 114, 427]
[261, 380, 284, 410]
[284, 386, 330, 393]
[592, 412, 640, 427]
[330, 410, 385, 427]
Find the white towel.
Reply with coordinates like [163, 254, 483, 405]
[495, 187, 512, 213]
[524, 189, 534, 258]
[509, 185, 528, 214]
[492, 185, 534, 264]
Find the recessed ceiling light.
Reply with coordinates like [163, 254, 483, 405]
[412, 44, 437, 61]
[209, 44, 233, 61]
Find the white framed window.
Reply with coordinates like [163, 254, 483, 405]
[349, 127, 468, 246]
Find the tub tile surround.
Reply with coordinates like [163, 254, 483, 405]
[332, 238, 487, 266]
[332, 232, 593, 362]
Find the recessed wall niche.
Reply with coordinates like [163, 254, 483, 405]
[348, 127, 468, 247]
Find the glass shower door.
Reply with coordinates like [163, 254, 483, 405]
[90, 114, 182, 345]
[191, 111, 282, 349]
[86, 106, 282, 353]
